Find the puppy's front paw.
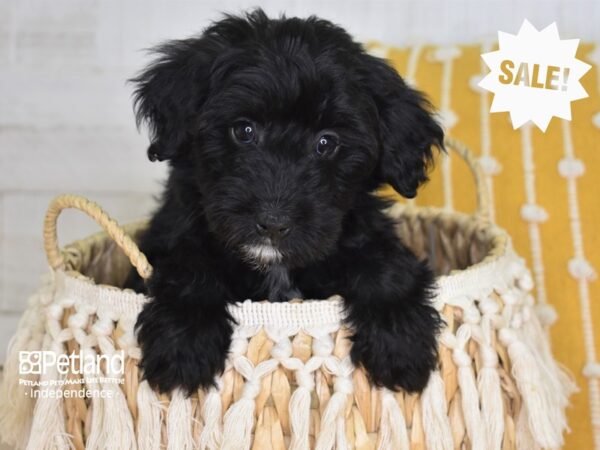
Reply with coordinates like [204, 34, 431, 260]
[350, 306, 441, 392]
[135, 300, 233, 394]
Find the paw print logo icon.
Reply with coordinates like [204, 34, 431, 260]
[19, 351, 42, 375]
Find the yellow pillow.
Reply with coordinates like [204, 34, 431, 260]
[370, 42, 600, 450]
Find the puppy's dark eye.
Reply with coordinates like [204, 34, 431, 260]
[231, 121, 257, 144]
[316, 133, 340, 156]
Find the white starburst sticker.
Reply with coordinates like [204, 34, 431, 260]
[479, 20, 591, 131]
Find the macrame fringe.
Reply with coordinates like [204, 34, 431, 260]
[167, 389, 195, 450]
[288, 386, 312, 450]
[499, 328, 566, 449]
[521, 314, 575, 434]
[515, 403, 541, 450]
[85, 379, 106, 450]
[473, 310, 505, 450]
[0, 285, 47, 448]
[377, 390, 410, 450]
[81, 347, 106, 450]
[26, 340, 71, 450]
[97, 379, 137, 450]
[0, 313, 36, 448]
[0, 258, 575, 450]
[221, 397, 256, 450]
[199, 388, 223, 450]
[457, 364, 486, 450]
[477, 349, 504, 450]
[453, 327, 486, 450]
[336, 415, 349, 450]
[137, 380, 163, 450]
[421, 371, 453, 450]
[315, 391, 349, 450]
[522, 305, 577, 404]
[221, 357, 278, 450]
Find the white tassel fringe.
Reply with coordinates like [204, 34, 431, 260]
[137, 380, 163, 450]
[199, 388, 223, 450]
[221, 397, 256, 450]
[288, 386, 312, 450]
[0, 285, 48, 448]
[26, 340, 71, 450]
[378, 390, 410, 450]
[500, 328, 566, 448]
[453, 327, 486, 450]
[315, 391, 349, 450]
[167, 389, 195, 450]
[421, 371, 453, 450]
[477, 347, 504, 450]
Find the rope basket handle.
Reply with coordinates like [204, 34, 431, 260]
[44, 194, 153, 280]
[443, 136, 490, 220]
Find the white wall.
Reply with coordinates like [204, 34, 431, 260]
[0, 0, 598, 361]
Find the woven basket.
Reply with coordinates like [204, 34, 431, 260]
[0, 139, 574, 450]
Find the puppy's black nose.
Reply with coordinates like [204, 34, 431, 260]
[256, 214, 292, 241]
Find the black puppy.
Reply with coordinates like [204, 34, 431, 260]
[126, 9, 444, 395]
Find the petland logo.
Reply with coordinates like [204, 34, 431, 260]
[19, 350, 125, 376]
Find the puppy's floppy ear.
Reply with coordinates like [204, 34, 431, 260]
[131, 38, 219, 162]
[360, 55, 444, 198]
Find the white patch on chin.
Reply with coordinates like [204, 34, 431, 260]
[242, 244, 283, 265]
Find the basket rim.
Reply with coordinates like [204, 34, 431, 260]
[55, 205, 525, 325]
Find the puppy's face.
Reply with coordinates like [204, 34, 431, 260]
[133, 10, 443, 268]
[191, 48, 382, 268]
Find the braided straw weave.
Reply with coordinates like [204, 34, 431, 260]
[0, 139, 574, 450]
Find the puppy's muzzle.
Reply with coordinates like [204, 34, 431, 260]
[255, 212, 292, 242]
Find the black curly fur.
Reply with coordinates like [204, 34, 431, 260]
[126, 9, 444, 395]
